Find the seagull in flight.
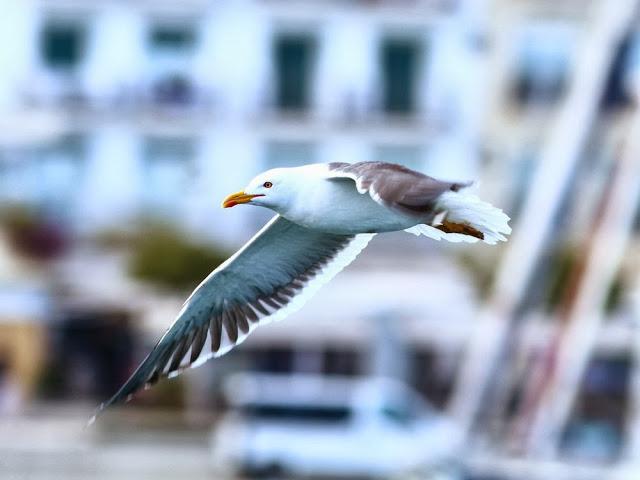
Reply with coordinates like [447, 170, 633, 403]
[89, 161, 510, 423]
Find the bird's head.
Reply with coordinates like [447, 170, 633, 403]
[222, 168, 297, 211]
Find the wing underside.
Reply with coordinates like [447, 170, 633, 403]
[89, 216, 374, 423]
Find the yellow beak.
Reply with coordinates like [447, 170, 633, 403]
[222, 190, 264, 208]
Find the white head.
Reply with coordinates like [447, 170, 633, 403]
[222, 167, 301, 213]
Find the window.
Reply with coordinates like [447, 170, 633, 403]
[147, 22, 198, 105]
[410, 349, 457, 409]
[35, 135, 86, 219]
[511, 26, 573, 106]
[149, 25, 196, 51]
[380, 38, 421, 114]
[264, 141, 317, 169]
[374, 145, 424, 171]
[44, 309, 135, 400]
[245, 404, 352, 424]
[40, 21, 86, 70]
[142, 137, 194, 217]
[250, 347, 295, 374]
[600, 35, 635, 111]
[273, 34, 316, 111]
[323, 348, 360, 376]
[560, 355, 630, 461]
[153, 74, 195, 105]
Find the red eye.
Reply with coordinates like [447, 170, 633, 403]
[263, 181, 273, 188]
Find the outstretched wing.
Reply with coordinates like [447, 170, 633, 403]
[90, 216, 374, 423]
[326, 161, 470, 217]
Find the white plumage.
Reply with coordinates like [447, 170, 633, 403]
[406, 190, 512, 245]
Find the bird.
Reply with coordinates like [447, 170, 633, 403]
[88, 161, 511, 424]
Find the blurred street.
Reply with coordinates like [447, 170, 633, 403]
[1, 407, 213, 480]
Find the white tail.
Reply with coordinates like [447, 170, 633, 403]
[405, 190, 511, 245]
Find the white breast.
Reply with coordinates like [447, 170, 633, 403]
[281, 177, 419, 235]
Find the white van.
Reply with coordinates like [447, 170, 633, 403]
[210, 374, 463, 478]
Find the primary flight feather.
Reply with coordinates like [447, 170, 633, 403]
[89, 161, 511, 423]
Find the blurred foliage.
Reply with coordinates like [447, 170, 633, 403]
[36, 362, 67, 399]
[0, 204, 68, 261]
[93, 227, 136, 250]
[459, 243, 626, 314]
[544, 244, 578, 313]
[134, 375, 186, 410]
[545, 244, 625, 314]
[604, 274, 625, 314]
[456, 251, 497, 299]
[122, 222, 228, 292]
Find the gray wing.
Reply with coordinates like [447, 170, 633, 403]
[326, 161, 470, 217]
[89, 216, 374, 423]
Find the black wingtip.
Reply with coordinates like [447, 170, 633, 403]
[85, 391, 129, 428]
[85, 333, 177, 426]
[85, 404, 103, 429]
[85, 356, 157, 427]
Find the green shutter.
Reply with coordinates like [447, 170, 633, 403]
[274, 35, 315, 111]
[41, 22, 85, 69]
[381, 39, 420, 114]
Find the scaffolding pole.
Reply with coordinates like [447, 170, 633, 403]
[525, 90, 640, 457]
[448, 0, 638, 436]
[625, 272, 640, 463]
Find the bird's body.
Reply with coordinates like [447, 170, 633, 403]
[273, 164, 426, 234]
[89, 161, 511, 424]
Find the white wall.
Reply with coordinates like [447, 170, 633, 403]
[84, 7, 145, 100]
[78, 128, 140, 232]
[0, 1, 36, 110]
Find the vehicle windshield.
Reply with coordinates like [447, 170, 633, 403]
[243, 403, 352, 424]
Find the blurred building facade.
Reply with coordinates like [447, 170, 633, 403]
[2, 0, 640, 478]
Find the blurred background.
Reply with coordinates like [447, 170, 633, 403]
[2, 0, 640, 479]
